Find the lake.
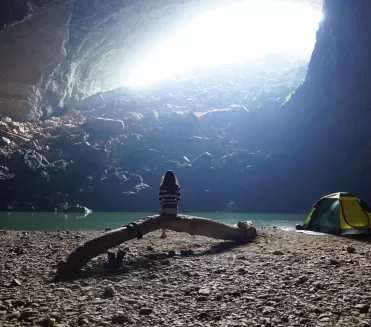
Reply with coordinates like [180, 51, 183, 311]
[0, 212, 305, 231]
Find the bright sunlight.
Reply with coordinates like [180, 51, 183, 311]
[125, 0, 323, 89]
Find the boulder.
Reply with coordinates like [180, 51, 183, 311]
[73, 88, 133, 111]
[84, 117, 125, 134]
[74, 93, 105, 111]
[197, 106, 250, 127]
[76, 142, 109, 164]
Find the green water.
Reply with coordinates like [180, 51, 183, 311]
[0, 212, 305, 231]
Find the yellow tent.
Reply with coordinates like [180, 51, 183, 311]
[300, 192, 371, 235]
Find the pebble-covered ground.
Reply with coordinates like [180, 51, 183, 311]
[1, 228, 371, 327]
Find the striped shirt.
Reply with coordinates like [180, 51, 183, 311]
[159, 185, 181, 210]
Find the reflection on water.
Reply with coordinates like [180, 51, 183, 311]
[0, 212, 305, 231]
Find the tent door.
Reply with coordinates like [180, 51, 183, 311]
[340, 200, 370, 228]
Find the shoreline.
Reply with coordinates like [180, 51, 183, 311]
[0, 212, 305, 232]
[1, 228, 371, 326]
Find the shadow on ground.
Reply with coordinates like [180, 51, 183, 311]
[53, 237, 258, 282]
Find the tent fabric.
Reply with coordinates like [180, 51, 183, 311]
[303, 192, 371, 235]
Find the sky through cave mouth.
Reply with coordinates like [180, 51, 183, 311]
[122, 0, 322, 89]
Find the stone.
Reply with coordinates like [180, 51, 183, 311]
[160, 259, 170, 266]
[78, 317, 89, 325]
[198, 106, 250, 126]
[84, 117, 125, 134]
[74, 93, 106, 111]
[197, 296, 208, 302]
[148, 273, 158, 279]
[295, 275, 308, 284]
[40, 317, 56, 327]
[103, 286, 115, 298]
[111, 313, 131, 324]
[0, 137, 11, 146]
[199, 288, 210, 296]
[139, 307, 153, 315]
[262, 307, 274, 315]
[346, 245, 356, 253]
[214, 294, 223, 301]
[273, 250, 284, 255]
[355, 304, 370, 314]
[19, 309, 37, 320]
[330, 258, 340, 265]
[12, 278, 22, 286]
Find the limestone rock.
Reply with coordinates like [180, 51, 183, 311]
[139, 307, 153, 315]
[0, 1, 73, 121]
[355, 304, 370, 314]
[84, 117, 124, 134]
[75, 141, 110, 164]
[103, 285, 115, 298]
[198, 106, 250, 127]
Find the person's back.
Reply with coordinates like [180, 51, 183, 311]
[159, 170, 181, 238]
[159, 183, 181, 215]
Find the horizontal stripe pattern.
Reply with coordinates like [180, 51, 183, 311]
[159, 185, 181, 210]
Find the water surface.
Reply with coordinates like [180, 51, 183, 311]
[0, 212, 305, 231]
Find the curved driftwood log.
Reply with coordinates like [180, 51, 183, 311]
[57, 214, 256, 276]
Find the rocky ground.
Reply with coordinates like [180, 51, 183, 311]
[1, 228, 371, 327]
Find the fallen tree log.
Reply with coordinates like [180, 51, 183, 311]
[57, 214, 256, 276]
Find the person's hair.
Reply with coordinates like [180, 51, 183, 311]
[160, 170, 179, 192]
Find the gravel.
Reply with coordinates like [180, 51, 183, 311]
[0, 228, 371, 326]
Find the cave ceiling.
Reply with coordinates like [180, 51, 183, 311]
[0, 0, 324, 120]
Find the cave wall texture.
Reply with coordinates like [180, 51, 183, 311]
[1, 0, 371, 213]
[0, 0, 322, 121]
[279, 0, 371, 205]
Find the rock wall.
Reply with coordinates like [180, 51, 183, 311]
[279, 0, 371, 203]
[0, 0, 72, 121]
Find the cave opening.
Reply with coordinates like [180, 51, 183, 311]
[3, 0, 371, 215]
[117, 0, 323, 90]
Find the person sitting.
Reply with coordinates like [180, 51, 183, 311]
[159, 170, 181, 239]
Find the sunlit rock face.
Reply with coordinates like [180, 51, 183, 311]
[0, 0, 322, 121]
[0, 0, 214, 120]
